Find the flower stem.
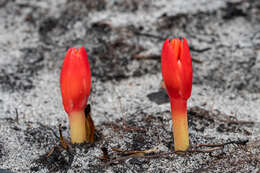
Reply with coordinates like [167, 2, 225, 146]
[69, 111, 86, 143]
[170, 99, 189, 151]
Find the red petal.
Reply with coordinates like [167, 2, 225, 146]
[180, 37, 192, 99]
[161, 39, 182, 99]
[170, 39, 181, 61]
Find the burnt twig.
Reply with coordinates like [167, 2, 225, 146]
[112, 146, 158, 156]
[101, 139, 248, 167]
[196, 139, 249, 148]
[59, 124, 68, 149]
[101, 148, 220, 167]
[101, 147, 109, 161]
[132, 54, 160, 60]
[190, 46, 211, 53]
[15, 108, 19, 124]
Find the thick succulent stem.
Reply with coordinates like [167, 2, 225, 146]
[170, 98, 189, 151]
[69, 111, 86, 143]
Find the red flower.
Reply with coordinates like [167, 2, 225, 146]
[60, 47, 93, 144]
[60, 47, 91, 114]
[161, 37, 192, 100]
[161, 37, 193, 151]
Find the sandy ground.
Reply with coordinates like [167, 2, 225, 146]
[0, 0, 260, 172]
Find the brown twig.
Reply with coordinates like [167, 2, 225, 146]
[196, 140, 248, 148]
[15, 108, 19, 124]
[222, 120, 254, 125]
[191, 57, 203, 64]
[59, 124, 68, 149]
[47, 147, 55, 158]
[190, 46, 211, 53]
[132, 54, 160, 60]
[101, 147, 109, 161]
[100, 139, 249, 167]
[190, 106, 254, 126]
[112, 146, 158, 156]
[101, 148, 221, 167]
[101, 154, 145, 166]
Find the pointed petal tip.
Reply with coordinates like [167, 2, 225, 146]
[182, 37, 188, 45]
[79, 46, 88, 58]
[163, 39, 170, 45]
[64, 48, 73, 57]
[79, 46, 86, 52]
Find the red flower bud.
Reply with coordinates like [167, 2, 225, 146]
[60, 47, 93, 144]
[161, 37, 192, 100]
[60, 47, 91, 114]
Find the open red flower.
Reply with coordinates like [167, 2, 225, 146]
[161, 37, 193, 151]
[161, 37, 192, 100]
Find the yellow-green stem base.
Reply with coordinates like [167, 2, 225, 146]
[171, 99, 189, 151]
[69, 111, 87, 144]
